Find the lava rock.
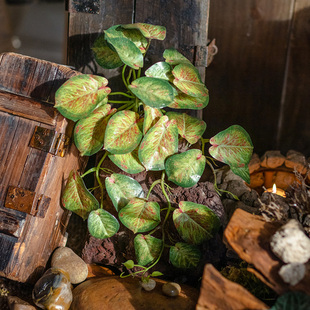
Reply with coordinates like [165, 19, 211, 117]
[270, 219, 310, 264]
[279, 263, 306, 286]
[51, 246, 88, 284]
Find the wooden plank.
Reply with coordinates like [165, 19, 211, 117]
[277, 0, 310, 155]
[0, 90, 57, 126]
[0, 208, 26, 238]
[205, 0, 294, 154]
[0, 233, 17, 272]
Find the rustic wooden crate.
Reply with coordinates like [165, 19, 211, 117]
[0, 52, 85, 283]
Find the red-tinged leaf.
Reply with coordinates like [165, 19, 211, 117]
[145, 62, 173, 81]
[134, 234, 163, 266]
[172, 63, 208, 98]
[168, 92, 209, 110]
[230, 165, 251, 184]
[55, 74, 111, 121]
[163, 48, 192, 65]
[138, 115, 178, 171]
[104, 110, 143, 154]
[92, 34, 123, 69]
[119, 198, 161, 233]
[143, 105, 163, 135]
[74, 103, 116, 156]
[165, 149, 206, 188]
[88, 209, 120, 239]
[129, 77, 177, 109]
[166, 112, 206, 144]
[122, 23, 166, 40]
[169, 242, 201, 269]
[61, 170, 99, 220]
[108, 148, 145, 174]
[173, 201, 220, 245]
[105, 173, 144, 212]
[209, 125, 253, 183]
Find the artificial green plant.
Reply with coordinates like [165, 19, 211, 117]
[55, 23, 253, 279]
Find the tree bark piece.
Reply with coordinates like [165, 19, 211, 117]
[196, 264, 268, 310]
[224, 208, 310, 295]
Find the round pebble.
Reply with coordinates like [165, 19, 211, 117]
[140, 278, 156, 291]
[162, 282, 181, 297]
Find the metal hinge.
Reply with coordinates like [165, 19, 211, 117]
[29, 126, 70, 157]
[195, 39, 218, 67]
[4, 186, 50, 218]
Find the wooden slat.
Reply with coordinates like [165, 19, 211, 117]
[0, 233, 17, 272]
[205, 0, 294, 154]
[0, 90, 57, 126]
[277, 1, 310, 155]
[0, 208, 26, 238]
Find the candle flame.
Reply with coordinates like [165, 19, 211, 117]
[272, 183, 277, 194]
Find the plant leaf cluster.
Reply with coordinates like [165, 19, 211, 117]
[55, 23, 254, 274]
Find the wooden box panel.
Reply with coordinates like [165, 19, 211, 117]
[0, 53, 85, 283]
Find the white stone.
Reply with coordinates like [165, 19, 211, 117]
[270, 219, 310, 264]
[279, 263, 306, 286]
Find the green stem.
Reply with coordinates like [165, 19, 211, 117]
[200, 138, 210, 156]
[137, 68, 141, 78]
[132, 69, 137, 81]
[108, 100, 134, 104]
[109, 92, 135, 98]
[122, 65, 129, 90]
[146, 179, 161, 200]
[126, 68, 133, 86]
[96, 151, 108, 208]
[81, 167, 97, 178]
[117, 102, 135, 111]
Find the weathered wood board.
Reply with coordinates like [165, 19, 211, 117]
[0, 52, 85, 283]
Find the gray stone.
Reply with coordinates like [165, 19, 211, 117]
[278, 263, 306, 286]
[51, 247, 88, 284]
[260, 150, 285, 168]
[240, 189, 259, 206]
[226, 180, 251, 199]
[222, 168, 244, 183]
[270, 219, 310, 264]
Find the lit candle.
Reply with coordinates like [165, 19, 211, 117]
[264, 183, 286, 198]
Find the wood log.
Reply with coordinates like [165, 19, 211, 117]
[196, 264, 268, 310]
[224, 208, 310, 295]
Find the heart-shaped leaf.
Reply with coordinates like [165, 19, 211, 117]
[173, 201, 220, 245]
[145, 62, 173, 81]
[143, 105, 163, 135]
[108, 148, 145, 174]
[55, 74, 111, 121]
[92, 34, 124, 69]
[163, 48, 192, 65]
[230, 166, 251, 184]
[74, 103, 116, 156]
[172, 63, 208, 98]
[87, 209, 120, 239]
[209, 125, 253, 183]
[129, 77, 177, 108]
[169, 242, 201, 269]
[119, 198, 161, 233]
[166, 112, 206, 144]
[169, 92, 209, 110]
[134, 234, 163, 266]
[139, 115, 178, 171]
[105, 25, 144, 69]
[165, 149, 206, 188]
[61, 170, 99, 220]
[105, 173, 144, 212]
[122, 23, 166, 40]
[104, 110, 142, 154]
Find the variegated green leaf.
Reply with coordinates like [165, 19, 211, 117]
[119, 198, 161, 233]
[169, 242, 201, 269]
[166, 112, 206, 144]
[168, 92, 209, 110]
[129, 77, 177, 108]
[105, 173, 144, 212]
[173, 201, 220, 245]
[172, 63, 208, 98]
[209, 125, 253, 183]
[134, 234, 163, 266]
[163, 48, 192, 65]
[61, 170, 99, 220]
[143, 105, 163, 135]
[138, 115, 178, 171]
[92, 34, 124, 69]
[104, 110, 142, 154]
[122, 23, 166, 40]
[55, 74, 111, 121]
[145, 62, 173, 81]
[230, 166, 251, 184]
[165, 149, 206, 188]
[105, 25, 144, 69]
[88, 209, 120, 239]
[108, 148, 145, 174]
[74, 103, 116, 156]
